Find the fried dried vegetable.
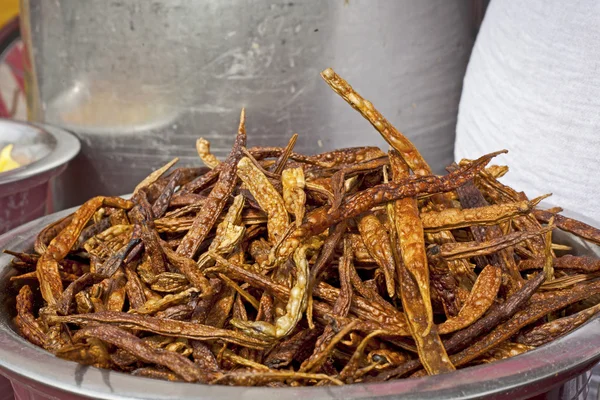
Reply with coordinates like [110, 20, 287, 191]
[6, 70, 600, 388]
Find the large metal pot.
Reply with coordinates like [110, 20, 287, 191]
[19, 0, 477, 210]
[0, 209, 599, 399]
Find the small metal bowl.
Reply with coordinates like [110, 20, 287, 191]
[0, 209, 599, 399]
[0, 119, 80, 234]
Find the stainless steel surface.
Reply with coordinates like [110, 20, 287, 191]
[0, 119, 54, 171]
[1, 211, 600, 399]
[21, 0, 475, 210]
[0, 119, 79, 233]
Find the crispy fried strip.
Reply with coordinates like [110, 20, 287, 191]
[151, 169, 182, 219]
[434, 226, 553, 261]
[544, 216, 555, 281]
[306, 221, 346, 329]
[36, 196, 134, 305]
[218, 273, 260, 310]
[450, 278, 600, 367]
[357, 214, 396, 297]
[237, 156, 289, 244]
[177, 109, 246, 258]
[339, 330, 387, 382]
[299, 320, 358, 373]
[534, 209, 600, 245]
[519, 255, 600, 273]
[438, 265, 502, 334]
[131, 288, 199, 315]
[15, 285, 46, 348]
[389, 150, 453, 375]
[197, 195, 246, 271]
[251, 145, 384, 169]
[273, 151, 503, 266]
[74, 324, 206, 382]
[56, 273, 102, 315]
[264, 329, 319, 368]
[475, 342, 533, 364]
[420, 195, 549, 233]
[34, 214, 73, 255]
[178, 166, 221, 195]
[329, 157, 389, 212]
[320, 68, 430, 176]
[389, 150, 434, 335]
[196, 138, 220, 169]
[516, 302, 600, 347]
[348, 260, 390, 309]
[396, 260, 454, 374]
[131, 368, 183, 381]
[211, 370, 343, 386]
[269, 133, 298, 175]
[282, 167, 306, 228]
[150, 272, 189, 293]
[10, 270, 78, 282]
[134, 158, 179, 195]
[49, 311, 270, 349]
[161, 243, 212, 295]
[229, 238, 322, 339]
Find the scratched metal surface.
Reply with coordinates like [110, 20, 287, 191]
[21, 0, 474, 210]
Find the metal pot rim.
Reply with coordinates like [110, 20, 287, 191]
[0, 119, 80, 186]
[0, 208, 599, 400]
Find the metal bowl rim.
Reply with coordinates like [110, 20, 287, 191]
[0, 119, 80, 186]
[0, 207, 600, 400]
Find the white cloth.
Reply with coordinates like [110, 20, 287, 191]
[455, 0, 600, 226]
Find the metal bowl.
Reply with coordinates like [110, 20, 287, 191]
[46, 79, 181, 136]
[0, 119, 80, 234]
[0, 209, 600, 399]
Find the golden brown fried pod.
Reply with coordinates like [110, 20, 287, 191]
[177, 109, 246, 258]
[474, 342, 533, 364]
[282, 167, 306, 227]
[420, 195, 549, 233]
[74, 324, 207, 382]
[229, 237, 322, 339]
[389, 150, 454, 375]
[196, 138, 220, 169]
[197, 195, 245, 271]
[237, 156, 289, 244]
[534, 209, 600, 246]
[434, 226, 554, 261]
[321, 68, 430, 176]
[273, 151, 503, 267]
[389, 150, 433, 333]
[14, 285, 46, 348]
[516, 302, 600, 347]
[357, 214, 396, 297]
[438, 265, 502, 334]
[36, 196, 134, 305]
[450, 278, 600, 367]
